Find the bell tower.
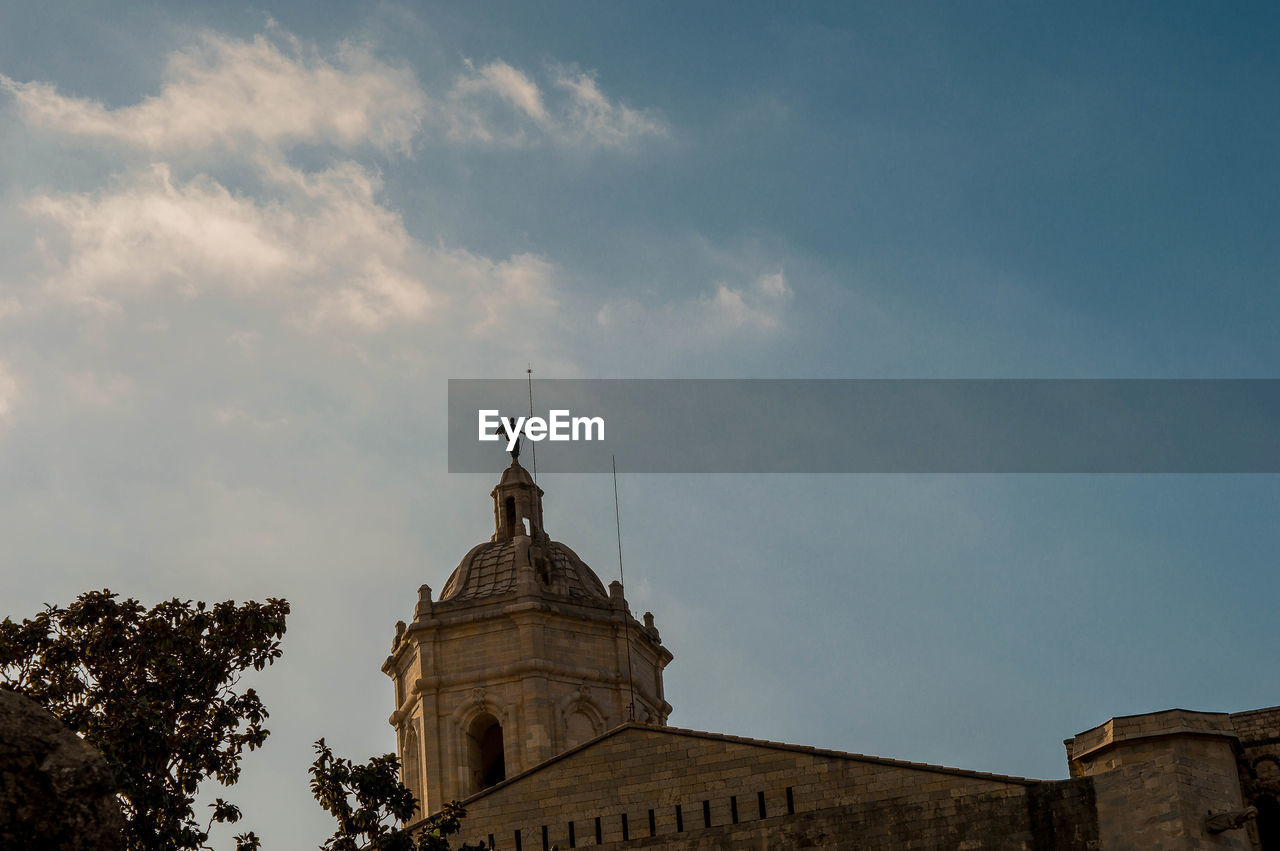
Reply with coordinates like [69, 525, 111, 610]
[383, 458, 673, 817]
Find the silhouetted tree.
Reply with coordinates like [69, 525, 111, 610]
[310, 739, 484, 850]
[0, 589, 288, 850]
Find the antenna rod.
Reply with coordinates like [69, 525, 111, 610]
[527, 366, 537, 481]
[613, 454, 636, 722]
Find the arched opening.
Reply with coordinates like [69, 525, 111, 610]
[504, 498, 516, 535]
[402, 725, 423, 819]
[1258, 794, 1280, 851]
[467, 713, 506, 792]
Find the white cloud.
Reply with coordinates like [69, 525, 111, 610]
[23, 157, 573, 337]
[449, 60, 548, 136]
[708, 270, 792, 332]
[446, 60, 667, 149]
[29, 164, 294, 308]
[227, 330, 262, 355]
[1, 33, 665, 157]
[214, 405, 289, 430]
[0, 361, 16, 422]
[65, 370, 134, 410]
[1, 29, 442, 329]
[597, 269, 792, 340]
[0, 32, 426, 154]
[25, 161, 420, 326]
[1, 29, 671, 340]
[23, 159, 570, 334]
[456, 250, 559, 333]
[552, 67, 668, 149]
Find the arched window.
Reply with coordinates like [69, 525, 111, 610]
[1258, 794, 1280, 851]
[467, 713, 506, 792]
[402, 725, 423, 818]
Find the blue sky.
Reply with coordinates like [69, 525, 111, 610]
[1, 3, 1278, 847]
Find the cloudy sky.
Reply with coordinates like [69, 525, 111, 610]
[2, 2, 1278, 847]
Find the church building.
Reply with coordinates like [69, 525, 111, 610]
[384, 457, 1280, 850]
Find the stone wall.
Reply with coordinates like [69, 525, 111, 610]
[451, 724, 1083, 850]
[589, 779, 1097, 850]
[388, 592, 670, 814]
[1066, 709, 1252, 851]
[1230, 707, 1280, 746]
[1230, 706, 1280, 850]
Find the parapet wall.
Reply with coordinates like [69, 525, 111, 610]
[453, 724, 1095, 850]
[425, 706, 1280, 849]
[588, 777, 1098, 850]
[1229, 706, 1280, 746]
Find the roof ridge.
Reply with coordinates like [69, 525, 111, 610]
[435, 721, 1039, 817]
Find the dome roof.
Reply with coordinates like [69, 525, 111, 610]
[439, 538, 610, 603]
[498, 463, 536, 486]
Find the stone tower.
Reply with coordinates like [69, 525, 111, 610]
[383, 458, 673, 817]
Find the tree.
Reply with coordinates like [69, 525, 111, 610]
[0, 589, 288, 850]
[309, 739, 484, 851]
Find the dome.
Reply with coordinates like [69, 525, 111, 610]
[437, 458, 611, 604]
[498, 463, 535, 486]
[439, 538, 610, 603]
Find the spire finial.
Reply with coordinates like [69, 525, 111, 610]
[527, 365, 537, 481]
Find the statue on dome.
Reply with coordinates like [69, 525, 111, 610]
[489, 415, 522, 461]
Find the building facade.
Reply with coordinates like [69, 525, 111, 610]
[385, 461, 1280, 849]
[382, 458, 671, 816]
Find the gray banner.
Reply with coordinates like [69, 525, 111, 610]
[447, 379, 1280, 473]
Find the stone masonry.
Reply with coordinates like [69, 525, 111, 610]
[452, 724, 1098, 851]
[384, 458, 671, 817]
[390, 459, 1278, 849]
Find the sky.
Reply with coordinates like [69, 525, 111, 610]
[1, 1, 1279, 847]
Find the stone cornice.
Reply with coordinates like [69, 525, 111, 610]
[1065, 708, 1238, 764]
[382, 594, 671, 671]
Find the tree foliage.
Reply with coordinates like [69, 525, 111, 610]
[0, 589, 288, 850]
[309, 739, 483, 851]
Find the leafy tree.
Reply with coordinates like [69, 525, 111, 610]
[0, 589, 288, 850]
[309, 738, 484, 851]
